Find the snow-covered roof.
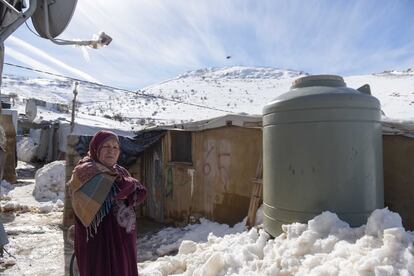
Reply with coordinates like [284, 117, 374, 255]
[143, 114, 262, 132]
[142, 114, 414, 139]
[381, 117, 414, 138]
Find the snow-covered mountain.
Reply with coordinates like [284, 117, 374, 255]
[1, 66, 414, 133]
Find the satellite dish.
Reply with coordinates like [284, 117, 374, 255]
[25, 99, 37, 122]
[31, 0, 78, 38]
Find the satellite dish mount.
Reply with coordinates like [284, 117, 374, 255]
[31, 0, 112, 48]
[0, 0, 112, 46]
[0, 0, 38, 42]
[0, 0, 112, 114]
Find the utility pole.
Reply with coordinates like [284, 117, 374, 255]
[70, 82, 79, 133]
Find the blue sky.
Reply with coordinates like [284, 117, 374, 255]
[4, 0, 414, 89]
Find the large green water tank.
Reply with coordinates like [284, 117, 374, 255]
[262, 75, 384, 237]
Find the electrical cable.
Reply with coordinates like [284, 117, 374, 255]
[24, 21, 42, 38]
[3, 62, 233, 113]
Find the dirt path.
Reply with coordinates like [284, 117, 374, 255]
[1, 211, 65, 275]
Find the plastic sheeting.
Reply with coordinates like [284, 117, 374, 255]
[74, 130, 166, 167]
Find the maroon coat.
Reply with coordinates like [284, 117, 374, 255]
[74, 165, 147, 276]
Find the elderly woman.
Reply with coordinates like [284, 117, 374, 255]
[68, 130, 147, 276]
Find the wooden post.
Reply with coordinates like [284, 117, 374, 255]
[70, 82, 79, 133]
[62, 135, 79, 227]
[1, 114, 17, 183]
[246, 155, 263, 228]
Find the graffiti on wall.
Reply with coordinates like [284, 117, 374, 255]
[203, 139, 231, 191]
[218, 152, 231, 191]
[165, 166, 194, 199]
[203, 143, 214, 175]
[188, 168, 195, 198]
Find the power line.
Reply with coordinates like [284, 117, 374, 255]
[3, 62, 233, 113]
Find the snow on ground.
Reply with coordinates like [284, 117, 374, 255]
[1, 211, 64, 275]
[0, 161, 66, 274]
[1, 162, 414, 275]
[1, 161, 64, 214]
[346, 73, 414, 121]
[16, 136, 38, 163]
[138, 218, 247, 262]
[139, 209, 414, 276]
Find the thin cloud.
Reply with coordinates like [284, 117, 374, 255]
[6, 36, 101, 83]
[5, 0, 414, 88]
[5, 47, 62, 76]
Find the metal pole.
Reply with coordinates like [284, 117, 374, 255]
[0, 0, 22, 14]
[0, 42, 4, 119]
[70, 82, 78, 133]
[0, 0, 38, 120]
[0, 0, 37, 42]
[0, 42, 7, 258]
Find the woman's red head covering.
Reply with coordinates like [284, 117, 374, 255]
[88, 130, 119, 161]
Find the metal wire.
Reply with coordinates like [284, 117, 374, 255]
[3, 62, 233, 113]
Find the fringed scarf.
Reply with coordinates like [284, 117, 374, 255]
[68, 155, 146, 240]
[68, 157, 119, 239]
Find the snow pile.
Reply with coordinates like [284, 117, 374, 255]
[1, 212, 64, 275]
[1, 161, 66, 213]
[16, 129, 43, 162]
[0, 162, 64, 213]
[33, 161, 66, 201]
[0, 180, 14, 198]
[139, 208, 414, 275]
[16, 136, 38, 162]
[16, 160, 36, 170]
[254, 205, 264, 226]
[1, 200, 31, 212]
[38, 201, 59, 213]
[138, 218, 246, 261]
[1, 182, 64, 213]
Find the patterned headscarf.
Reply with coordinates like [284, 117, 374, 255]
[88, 130, 119, 161]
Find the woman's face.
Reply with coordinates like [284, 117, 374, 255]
[98, 138, 120, 167]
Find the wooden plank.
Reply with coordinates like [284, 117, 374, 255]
[246, 156, 263, 228]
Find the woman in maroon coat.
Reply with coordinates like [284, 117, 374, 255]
[68, 130, 147, 276]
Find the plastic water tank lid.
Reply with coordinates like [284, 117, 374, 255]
[291, 75, 346, 89]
